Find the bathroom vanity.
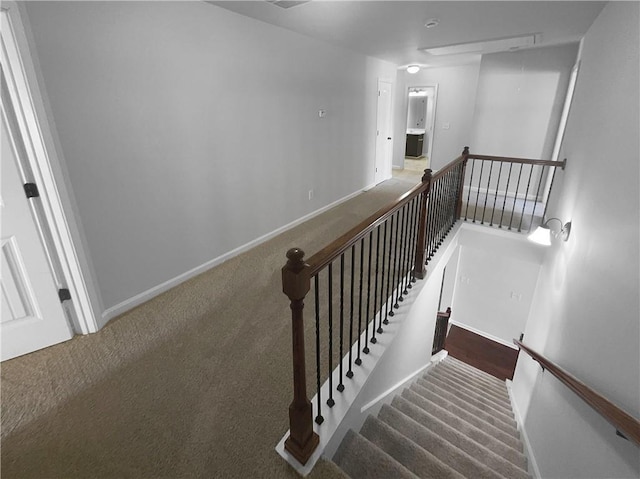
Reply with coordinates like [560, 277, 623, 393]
[405, 129, 426, 158]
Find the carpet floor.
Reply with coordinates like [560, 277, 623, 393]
[1, 176, 418, 478]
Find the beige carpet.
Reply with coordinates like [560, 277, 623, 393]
[1, 176, 418, 479]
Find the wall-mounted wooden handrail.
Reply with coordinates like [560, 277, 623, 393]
[468, 153, 566, 170]
[514, 339, 640, 446]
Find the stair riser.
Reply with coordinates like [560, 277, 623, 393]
[445, 358, 508, 388]
[436, 363, 510, 398]
[378, 406, 508, 479]
[361, 416, 465, 479]
[402, 389, 524, 460]
[408, 383, 521, 448]
[430, 369, 512, 409]
[410, 382, 519, 438]
[391, 398, 528, 471]
[419, 376, 514, 420]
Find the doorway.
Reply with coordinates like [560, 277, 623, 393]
[374, 79, 393, 185]
[403, 85, 438, 173]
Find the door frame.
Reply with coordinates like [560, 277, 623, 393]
[374, 78, 394, 185]
[1, 5, 99, 334]
[404, 84, 439, 167]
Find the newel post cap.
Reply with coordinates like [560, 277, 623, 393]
[282, 248, 311, 300]
[462, 146, 470, 155]
[422, 168, 433, 183]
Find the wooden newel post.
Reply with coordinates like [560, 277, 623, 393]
[413, 168, 433, 280]
[455, 146, 470, 219]
[282, 248, 319, 465]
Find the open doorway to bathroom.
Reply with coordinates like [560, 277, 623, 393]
[404, 85, 438, 174]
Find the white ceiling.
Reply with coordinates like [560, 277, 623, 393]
[209, 1, 605, 68]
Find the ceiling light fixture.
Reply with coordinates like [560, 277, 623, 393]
[407, 65, 420, 74]
[528, 218, 572, 246]
[420, 34, 537, 56]
[424, 18, 440, 28]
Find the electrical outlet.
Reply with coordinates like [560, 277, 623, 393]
[308, 189, 314, 200]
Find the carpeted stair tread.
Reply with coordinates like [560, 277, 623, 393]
[407, 383, 521, 448]
[401, 389, 525, 462]
[378, 404, 515, 479]
[446, 357, 508, 387]
[434, 364, 511, 401]
[418, 376, 514, 422]
[438, 361, 509, 396]
[429, 368, 512, 408]
[390, 396, 528, 472]
[360, 415, 465, 479]
[420, 373, 513, 417]
[413, 377, 518, 433]
[333, 430, 420, 479]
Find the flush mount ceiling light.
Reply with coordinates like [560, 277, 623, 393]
[407, 65, 420, 74]
[528, 218, 572, 246]
[420, 34, 537, 56]
[424, 18, 440, 28]
[408, 89, 428, 97]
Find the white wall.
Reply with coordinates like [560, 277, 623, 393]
[22, 2, 396, 320]
[512, 3, 640, 478]
[393, 63, 480, 170]
[452, 226, 544, 347]
[470, 44, 578, 161]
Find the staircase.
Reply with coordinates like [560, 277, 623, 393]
[333, 356, 530, 479]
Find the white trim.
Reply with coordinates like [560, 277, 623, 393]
[1, 7, 99, 334]
[506, 379, 541, 479]
[101, 186, 368, 323]
[449, 319, 519, 350]
[360, 349, 448, 413]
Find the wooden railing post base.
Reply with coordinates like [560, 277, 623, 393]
[285, 420, 319, 466]
[282, 248, 318, 466]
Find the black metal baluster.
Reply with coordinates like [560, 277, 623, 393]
[464, 159, 475, 220]
[378, 220, 388, 332]
[363, 232, 373, 354]
[338, 254, 345, 392]
[371, 226, 381, 344]
[389, 211, 401, 316]
[473, 160, 485, 223]
[400, 203, 410, 297]
[408, 197, 418, 286]
[355, 238, 365, 365]
[508, 163, 524, 230]
[426, 190, 436, 261]
[346, 245, 355, 378]
[518, 164, 535, 232]
[385, 214, 395, 321]
[314, 274, 323, 424]
[327, 263, 335, 407]
[396, 206, 407, 304]
[490, 162, 504, 226]
[499, 163, 514, 228]
[529, 165, 546, 232]
[542, 166, 558, 221]
[481, 161, 494, 224]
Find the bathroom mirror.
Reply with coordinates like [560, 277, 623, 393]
[405, 86, 437, 165]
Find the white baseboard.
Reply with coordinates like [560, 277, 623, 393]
[100, 187, 368, 325]
[506, 380, 541, 479]
[449, 320, 519, 350]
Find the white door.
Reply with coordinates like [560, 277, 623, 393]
[374, 80, 393, 184]
[1, 109, 73, 361]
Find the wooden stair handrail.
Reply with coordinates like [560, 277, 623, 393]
[306, 152, 467, 275]
[467, 153, 566, 170]
[514, 339, 640, 446]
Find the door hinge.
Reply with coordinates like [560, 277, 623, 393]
[58, 288, 72, 302]
[24, 183, 40, 198]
